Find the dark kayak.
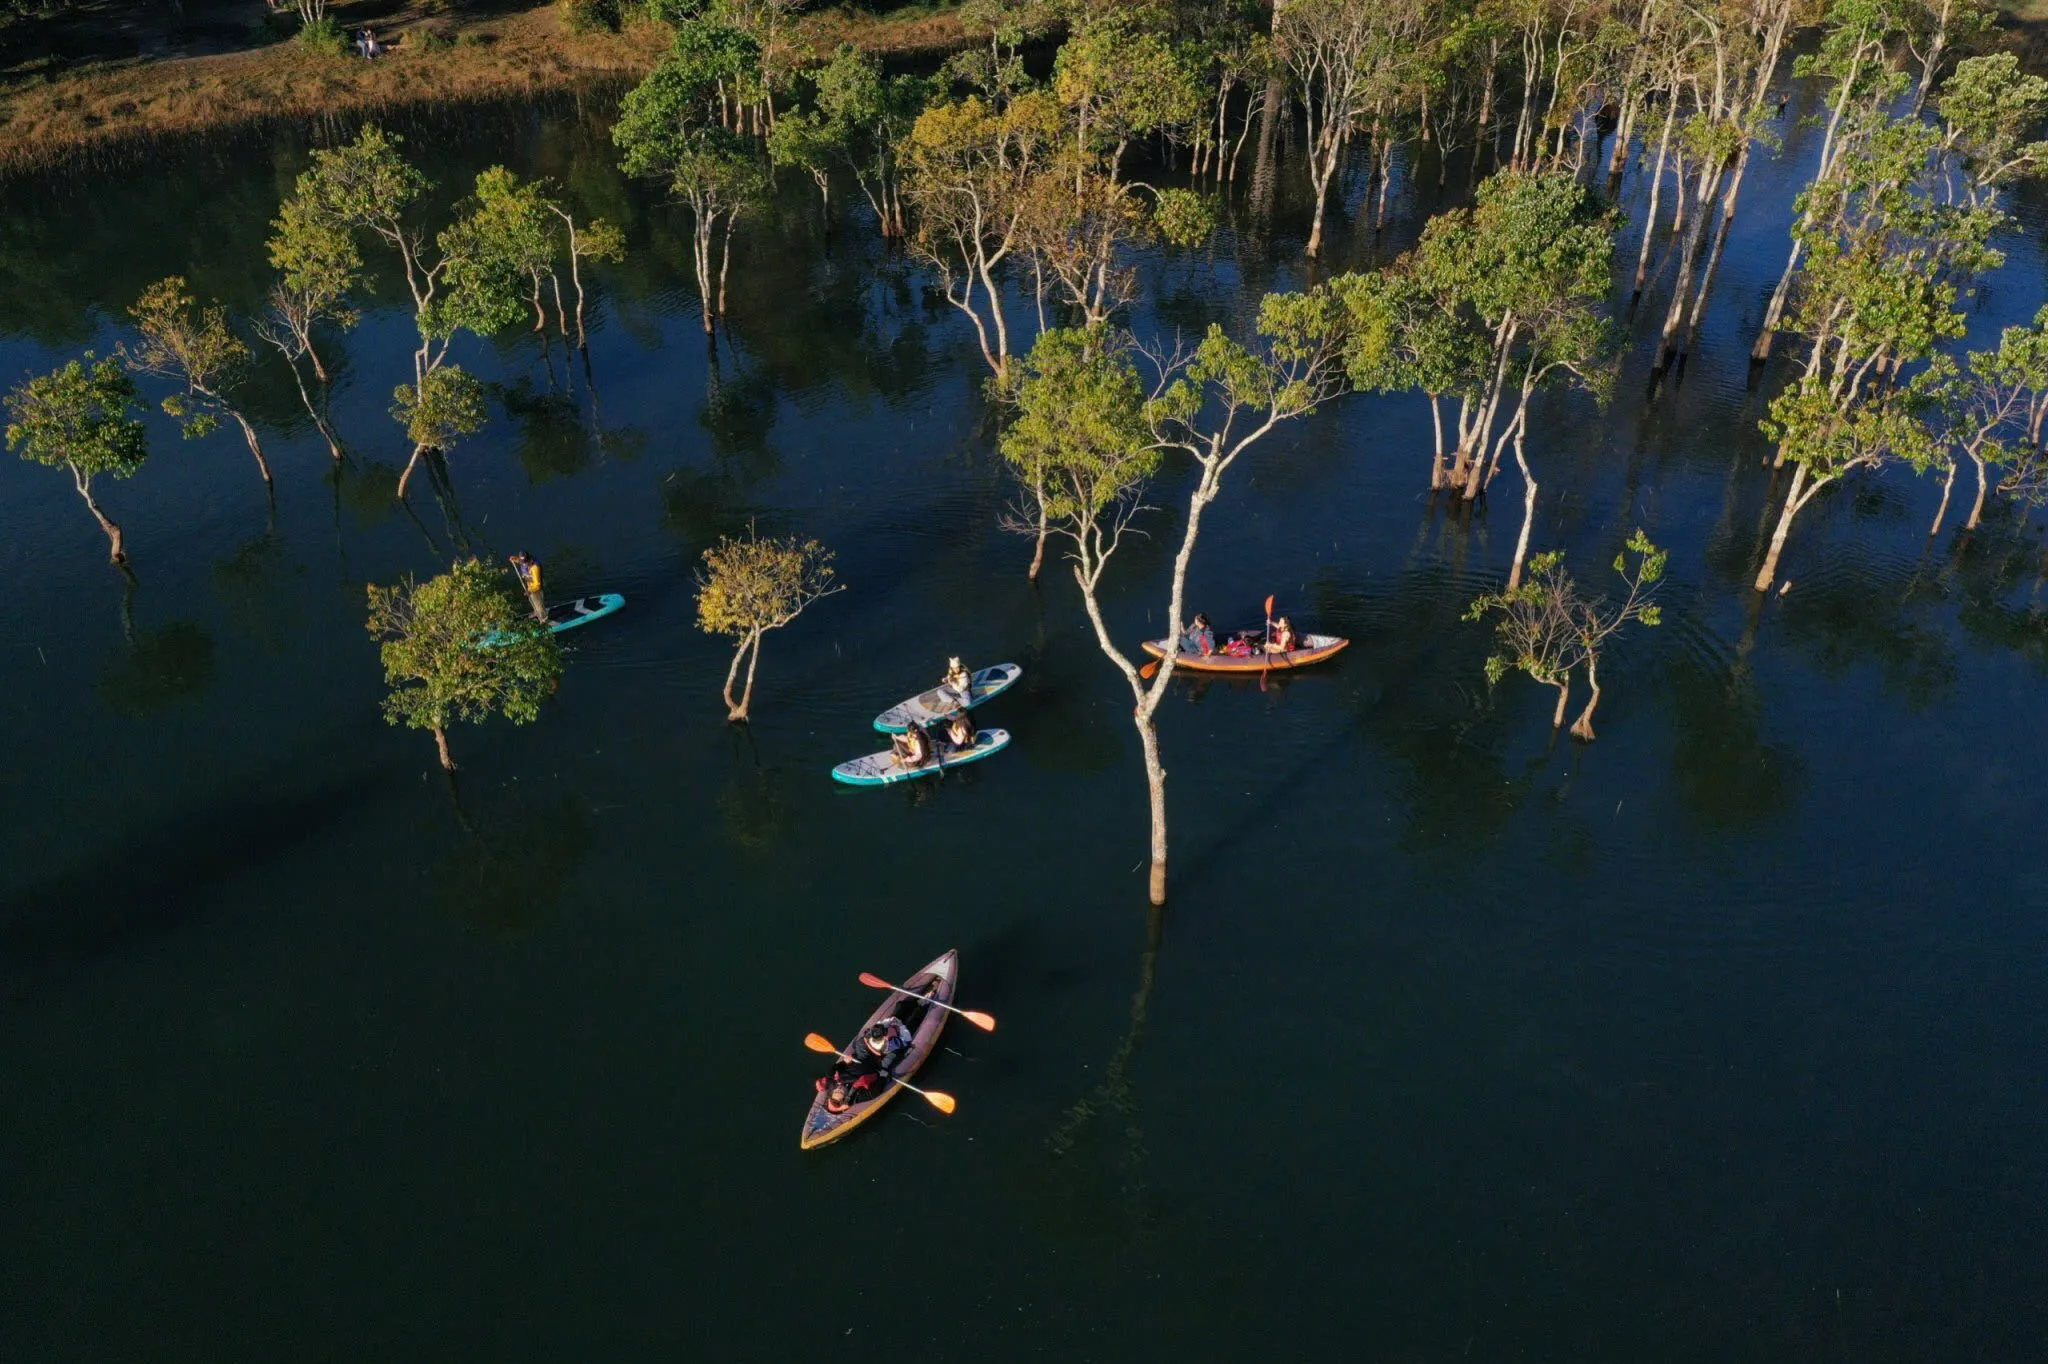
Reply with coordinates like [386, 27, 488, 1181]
[800, 950, 957, 1151]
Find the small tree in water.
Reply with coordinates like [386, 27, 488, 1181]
[1466, 531, 1666, 742]
[5, 353, 148, 568]
[694, 529, 843, 722]
[122, 276, 272, 488]
[366, 558, 564, 771]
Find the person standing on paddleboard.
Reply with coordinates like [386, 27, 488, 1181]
[508, 553, 547, 623]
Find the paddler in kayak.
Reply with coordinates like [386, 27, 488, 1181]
[815, 1017, 916, 1113]
[1181, 614, 1216, 657]
[1266, 616, 1300, 653]
[891, 722, 936, 768]
[507, 552, 547, 622]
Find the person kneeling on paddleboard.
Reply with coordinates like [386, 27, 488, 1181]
[891, 723, 935, 768]
[941, 656, 972, 704]
[940, 711, 974, 753]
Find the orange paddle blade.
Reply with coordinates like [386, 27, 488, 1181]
[920, 1090, 958, 1114]
[961, 1010, 997, 1032]
[1264, 594, 1275, 617]
[857, 972, 891, 990]
[1139, 659, 1162, 680]
[804, 1033, 840, 1055]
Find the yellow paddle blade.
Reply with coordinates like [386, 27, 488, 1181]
[961, 1010, 997, 1032]
[920, 1090, 958, 1114]
[804, 1033, 839, 1055]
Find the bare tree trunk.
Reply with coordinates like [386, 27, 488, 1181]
[1966, 451, 1990, 530]
[1028, 494, 1048, 581]
[227, 407, 272, 485]
[282, 352, 343, 459]
[736, 627, 762, 719]
[1508, 427, 1537, 590]
[717, 215, 737, 323]
[1931, 459, 1957, 536]
[1754, 461, 1810, 591]
[433, 725, 455, 771]
[1551, 679, 1571, 729]
[1569, 656, 1601, 740]
[724, 631, 758, 721]
[1630, 96, 1676, 306]
[72, 467, 127, 564]
[1137, 711, 1168, 906]
[397, 442, 429, 500]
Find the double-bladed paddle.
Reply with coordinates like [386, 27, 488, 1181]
[857, 973, 997, 1031]
[804, 1032, 958, 1114]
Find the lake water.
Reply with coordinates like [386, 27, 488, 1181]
[4, 86, 2047, 1362]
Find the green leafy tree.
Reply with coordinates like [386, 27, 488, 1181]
[120, 276, 271, 489]
[947, 0, 1061, 105]
[1466, 531, 1665, 741]
[1339, 171, 1615, 588]
[392, 367, 489, 475]
[901, 91, 1062, 381]
[5, 353, 148, 567]
[276, 128, 531, 496]
[1751, 89, 2026, 590]
[694, 529, 843, 722]
[366, 558, 564, 771]
[615, 17, 769, 334]
[1006, 287, 1352, 905]
[812, 45, 927, 239]
[1053, 11, 1206, 188]
[257, 192, 361, 460]
[765, 109, 842, 222]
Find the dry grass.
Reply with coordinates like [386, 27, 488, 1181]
[0, 4, 969, 176]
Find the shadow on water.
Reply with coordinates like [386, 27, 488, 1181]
[0, 766, 388, 1000]
[427, 777, 593, 939]
[1044, 902, 1166, 1238]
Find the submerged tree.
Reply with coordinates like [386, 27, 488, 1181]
[5, 353, 148, 567]
[259, 192, 360, 459]
[901, 90, 1060, 382]
[694, 529, 843, 722]
[365, 558, 563, 771]
[1008, 289, 1351, 905]
[1467, 531, 1666, 741]
[616, 15, 767, 335]
[1340, 171, 1615, 587]
[121, 276, 271, 488]
[277, 127, 531, 497]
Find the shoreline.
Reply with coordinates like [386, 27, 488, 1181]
[0, 7, 970, 178]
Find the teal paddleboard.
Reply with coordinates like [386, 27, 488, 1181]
[832, 729, 1011, 786]
[873, 664, 1021, 733]
[479, 593, 625, 647]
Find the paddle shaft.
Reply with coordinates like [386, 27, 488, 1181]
[857, 973, 994, 1031]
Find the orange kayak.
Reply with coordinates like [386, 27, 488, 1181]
[1140, 633, 1349, 673]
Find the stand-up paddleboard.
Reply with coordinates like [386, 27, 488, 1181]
[832, 729, 1010, 786]
[479, 593, 626, 647]
[873, 663, 1021, 733]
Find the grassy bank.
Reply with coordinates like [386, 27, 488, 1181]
[0, 3, 969, 176]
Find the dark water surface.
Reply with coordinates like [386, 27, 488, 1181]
[4, 92, 2047, 1361]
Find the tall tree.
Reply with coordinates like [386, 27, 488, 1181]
[901, 91, 1062, 382]
[1006, 287, 1352, 905]
[616, 17, 768, 335]
[121, 276, 271, 488]
[1341, 171, 1615, 587]
[5, 353, 148, 567]
[366, 558, 564, 771]
[694, 529, 843, 722]
[259, 191, 360, 459]
[277, 128, 530, 496]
